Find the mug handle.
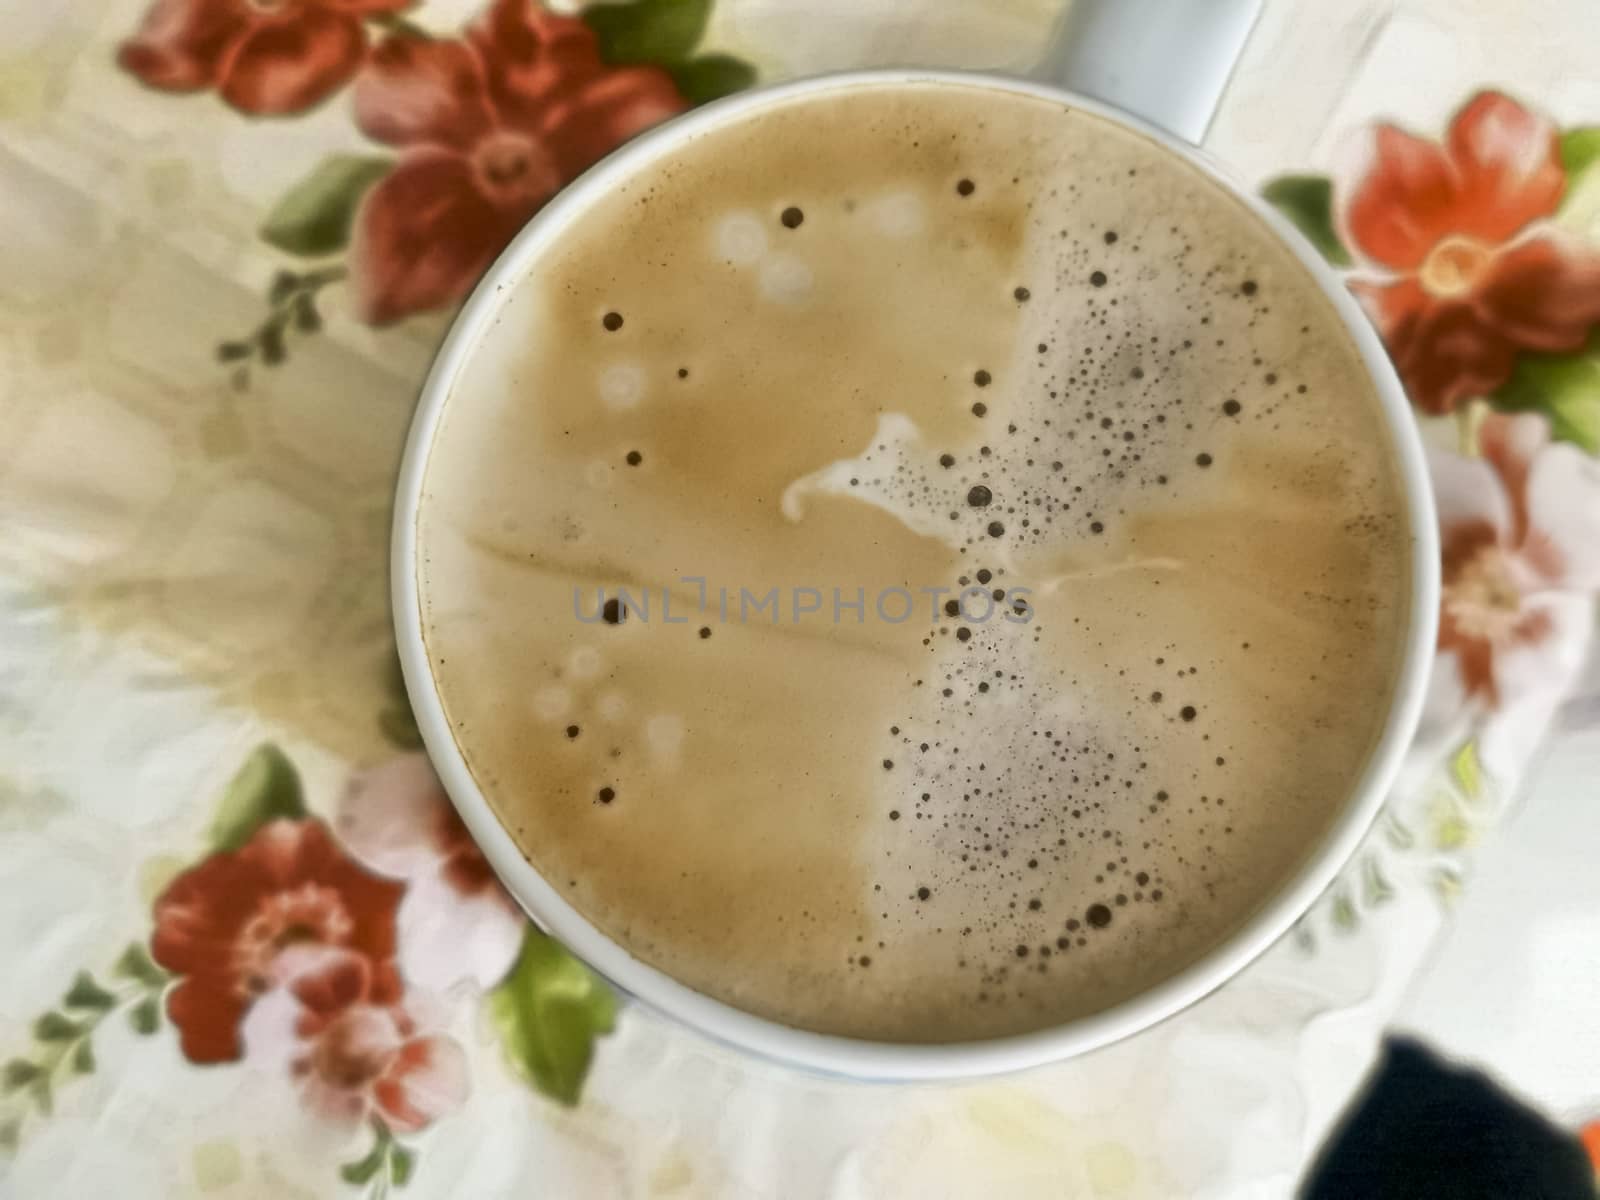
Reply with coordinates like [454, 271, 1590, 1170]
[1039, 0, 1264, 144]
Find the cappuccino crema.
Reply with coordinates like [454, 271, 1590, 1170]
[415, 81, 1411, 1042]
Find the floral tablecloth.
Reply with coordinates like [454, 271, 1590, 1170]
[3, 0, 1599, 1196]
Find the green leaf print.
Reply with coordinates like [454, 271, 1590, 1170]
[260, 155, 392, 258]
[670, 55, 757, 104]
[209, 743, 306, 853]
[586, 0, 712, 65]
[1261, 175, 1354, 267]
[1491, 334, 1600, 453]
[488, 927, 618, 1106]
[1559, 127, 1600, 180]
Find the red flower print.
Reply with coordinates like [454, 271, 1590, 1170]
[242, 947, 469, 1131]
[337, 755, 524, 991]
[347, 0, 688, 324]
[1340, 92, 1600, 414]
[1580, 1121, 1600, 1175]
[118, 0, 412, 117]
[152, 818, 405, 1063]
[1422, 413, 1600, 758]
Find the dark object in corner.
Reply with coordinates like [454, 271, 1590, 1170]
[1301, 1037, 1593, 1199]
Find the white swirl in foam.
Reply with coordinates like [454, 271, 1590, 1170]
[782, 415, 919, 520]
[780, 413, 1019, 572]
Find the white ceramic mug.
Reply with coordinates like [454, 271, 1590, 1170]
[393, 0, 1441, 1079]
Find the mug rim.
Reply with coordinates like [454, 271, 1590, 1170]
[391, 67, 1442, 1080]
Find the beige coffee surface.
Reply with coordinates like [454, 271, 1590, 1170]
[416, 81, 1411, 1042]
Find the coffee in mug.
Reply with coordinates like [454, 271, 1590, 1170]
[413, 80, 1411, 1042]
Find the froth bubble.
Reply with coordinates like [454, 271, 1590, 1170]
[714, 211, 768, 264]
[597, 691, 629, 722]
[533, 686, 572, 721]
[760, 254, 814, 305]
[599, 364, 646, 412]
[568, 646, 602, 680]
[868, 191, 926, 237]
[646, 713, 686, 761]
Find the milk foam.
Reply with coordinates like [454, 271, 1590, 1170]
[415, 82, 1410, 1040]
